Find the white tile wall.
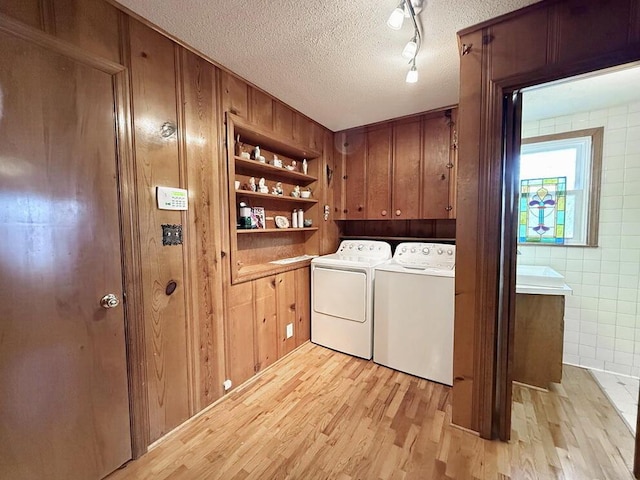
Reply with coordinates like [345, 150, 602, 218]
[520, 102, 640, 378]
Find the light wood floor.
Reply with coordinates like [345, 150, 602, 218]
[108, 343, 635, 480]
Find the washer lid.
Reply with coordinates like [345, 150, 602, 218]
[312, 254, 390, 269]
[375, 261, 455, 277]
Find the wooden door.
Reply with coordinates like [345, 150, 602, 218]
[254, 276, 278, 371]
[393, 119, 422, 219]
[225, 282, 256, 388]
[295, 267, 311, 346]
[343, 130, 366, 219]
[421, 116, 452, 219]
[276, 271, 297, 357]
[366, 126, 393, 219]
[0, 24, 131, 480]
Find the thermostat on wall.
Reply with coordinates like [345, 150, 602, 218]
[156, 186, 188, 210]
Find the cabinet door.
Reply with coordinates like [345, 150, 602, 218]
[277, 271, 297, 357]
[344, 130, 367, 219]
[366, 125, 393, 219]
[254, 276, 278, 371]
[421, 116, 452, 219]
[393, 119, 422, 219]
[295, 267, 311, 346]
[225, 282, 256, 387]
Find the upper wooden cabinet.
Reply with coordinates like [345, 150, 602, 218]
[343, 130, 367, 219]
[339, 108, 457, 220]
[393, 119, 422, 219]
[366, 126, 393, 219]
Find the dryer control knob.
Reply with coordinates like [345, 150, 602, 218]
[401, 247, 407, 253]
[437, 248, 444, 255]
[410, 248, 416, 253]
[369, 245, 374, 250]
[447, 249, 453, 255]
[349, 244, 354, 249]
[357, 244, 364, 251]
[422, 248, 430, 255]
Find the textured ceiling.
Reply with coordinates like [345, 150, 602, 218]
[116, 0, 541, 131]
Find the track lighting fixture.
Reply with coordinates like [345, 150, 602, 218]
[386, 0, 423, 83]
[387, 3, 405, 30]
[402, 35, 418, 60]
[406, 61, 418, 83]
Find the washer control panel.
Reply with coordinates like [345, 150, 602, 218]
[393, 242, 455, 270]
[336, 240, 392, 260]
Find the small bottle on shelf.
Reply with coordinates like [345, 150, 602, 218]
[292, 209, 298, 228]
[297, 209, 304, 228]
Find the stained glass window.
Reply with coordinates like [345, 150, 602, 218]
[519, 177, 567, 244]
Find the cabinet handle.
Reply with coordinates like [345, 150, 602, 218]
[343, 209, 348, 214]
[445, 206, 453, 211]
[381, 210, 387, 216]
[395, 210, 401, 216]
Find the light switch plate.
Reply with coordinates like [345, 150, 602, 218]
[286, 323, 294, 339]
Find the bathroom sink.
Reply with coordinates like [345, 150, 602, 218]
[516, 265, 565, 288]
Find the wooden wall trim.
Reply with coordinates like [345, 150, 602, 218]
[174, 44, 197, 417]
[0, 12, 124, 73]
[116, 11, 150, 458]
[457, 0, 560, 37]
[39, 0, 55, 35]
[334, 104, 458, 135]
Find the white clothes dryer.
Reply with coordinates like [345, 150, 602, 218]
[373, 242, 455, 385]
[311, 240, 392, 359]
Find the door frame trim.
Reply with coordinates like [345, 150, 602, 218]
[0, 12, 149, 459]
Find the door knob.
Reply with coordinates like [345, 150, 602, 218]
[100, 293, 120, 309]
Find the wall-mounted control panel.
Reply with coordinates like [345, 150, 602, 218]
[156, 186, 188, 210]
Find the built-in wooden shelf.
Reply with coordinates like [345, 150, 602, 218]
[236, 190, 318, 204]
[235, 157, 317, 184]
[237, 227, 318, 234]
[226, 112, 321, 285]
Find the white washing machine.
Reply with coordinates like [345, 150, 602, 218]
[373, 242, 455, 385]
[311, 240, 392, 359]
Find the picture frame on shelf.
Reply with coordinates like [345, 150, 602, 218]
[251, 207, 266, 229]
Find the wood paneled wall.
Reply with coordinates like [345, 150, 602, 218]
[0, 0, 336, 451]
[455, 0, 640, 439]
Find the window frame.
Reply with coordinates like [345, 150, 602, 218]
[520, 127, 604, 247]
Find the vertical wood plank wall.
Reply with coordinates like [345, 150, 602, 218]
[0, 0, 337, 449]
[455, 0, 640, 437]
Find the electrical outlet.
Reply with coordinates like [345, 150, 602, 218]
[223, 379, 232, 391]
[286, 323, 294, 339]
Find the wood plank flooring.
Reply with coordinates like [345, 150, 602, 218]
[108, 343, 635, 480]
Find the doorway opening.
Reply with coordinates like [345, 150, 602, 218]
[509, 64, 640, 439]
